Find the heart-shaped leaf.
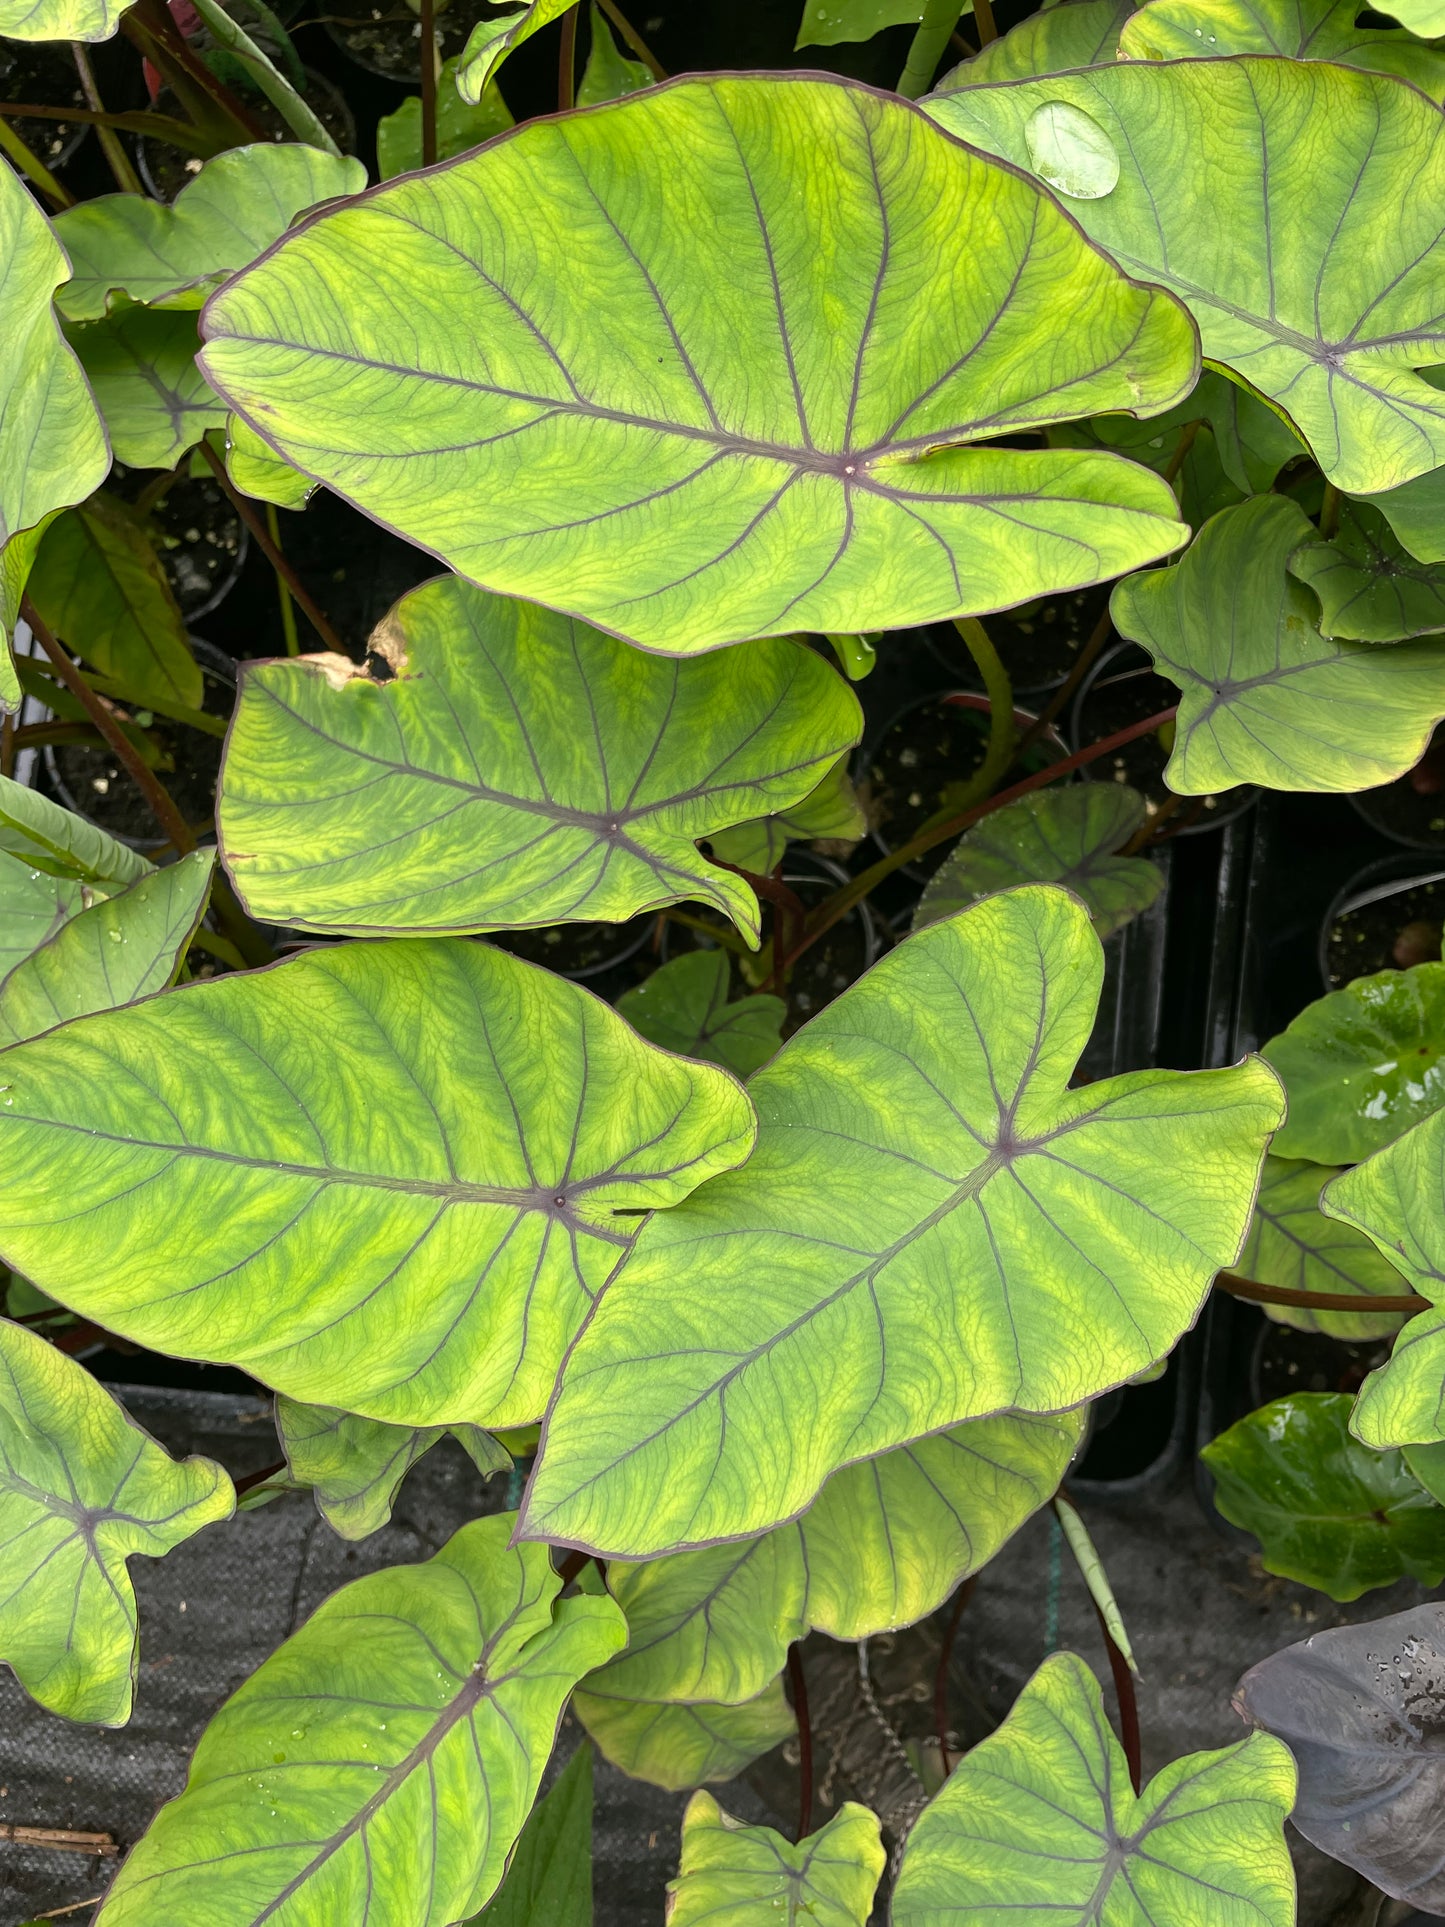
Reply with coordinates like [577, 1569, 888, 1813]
[521, 885, 1281, 1558]
[468, 1741, 593, 1927]
[892, 1650, 1297, 1925]
[1323, 1111, 1445, 1445]
[927, 56, 1445, 494]
[573, 1675, 794, 1791]
[93, 1515, 626, 1924]
[71, 309, 224, 470]
[216, 576, 861, 945]
[1, 158, 109, 709]
[53, 145, 366, 323]
[1111, 496, 1445, 794]
[937, 0, 1129, 83]
[1290, 499, 1445, 642]
[1118, 0, 1445, 97]
[668, 1794, 884, 1927]
[913, 785, 1162, 938]
[200, 74, 1195, 656]
[1263, 962, 1445, 1164]
[1235, 1602, 1445, 1910]
[0, 1316, 232, 1725]
[582, 1410, 1080, 1708]
[1240, 1156, 1412, 1339]
[0, 0, 134, 34]
[0, 937, 755, 1430]
[1364, 465, 1445, 565]
[275, 1394, 509, 1539]
[1203, 1392, 1445, 1599]
[29, 492, 201, 710]
[617, 954, 784, 1080]
[454, 0, 572, 102]
[0, 848, 213, 1048]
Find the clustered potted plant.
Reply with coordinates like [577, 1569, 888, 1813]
[5, 0, 1445, 1917]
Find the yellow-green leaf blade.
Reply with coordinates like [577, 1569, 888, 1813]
[617, 953, 784, 1080]
[573, 1677, 795, 1791]
[668, 1793, 884, 1927]
[1241, 1155, 1411, 1339]
[275, 1394, 508, 1540]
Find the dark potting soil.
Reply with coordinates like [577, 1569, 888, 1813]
[925, 586, 1109, 696]
[113, 469, 247, 623]
[320, 0, 496, 81]
[135, 71, 355, 200]
[0, 40, 89, 167]
[491, 915, 656, 988]
[1351, 724, 1445, 849]
[1072, 648, 1245, 830]
[1253, 1322, 1392, 1406]
[1326, 876, 1445, 986]
[1073, 1350, 1186, 1483]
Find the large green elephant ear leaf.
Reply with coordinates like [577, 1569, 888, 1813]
[1324, 1112, 1445, 1446]
[0, 0, 134, 36]
[216, 577, 861, 946]
[1241, 1156, 1412, 1339]
[1, 159, 110, 710]
[275, 1394, 508, 1540]
[1202, 1391, 1445, 1599]
[891, 1651, 1297, 1926]
[926, 57, 1445, 494]
[1289, 499, 1445, 642]
[580, 1410, 1081, 1710]
[71, 308, 224, 470]
[617, 954, 785, 1080]
[0, 938, 755, 1430]
[667, 1793, 884, 1927]
[936, 0, 1130, 86]
[1118, 0, 1445, 96]
[199, 74, 1196, 656]
[521, 885, 1281, 1558]
[93, 1515, 626, 1924]
[53, 146, 367, 323]
[913, 784, 1162, 938]
[573, 1675, 795, 1790]
[0, 848, 213, 1047]
[1262, 962, 1445, 1164]
[0, 1316, 232, 1725]
[1111, 496, 1445, 794]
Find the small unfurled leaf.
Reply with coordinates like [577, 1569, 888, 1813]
[522, 887, 1281, 1558]
[94, 1516, 626, 1924]
[1323, 1111, 1445, 1446]
[467, 1741, 592, 1926]
[376, 57, 513, 178]
[29, 492, 201, 710]
[577, 4, 650, 105]
[1240, 1156, 1411, 1339]
[617, 954, 784, 1080]
[1203, 1393, 1445, 1600]
[275, 1394, 508, 1540]
[454, 0, 573, 102]
[1236, 1601, 1445, 1910]
[1118, 0, 1445, 98]
[573, 1675, 794, 1791]
[0, 774, 152, 891]
[796, 0, 924, 47]
[668, 1793, 884, 1927]
[224, 414, 313, 509]
[0, 849, 213, 1047]
[0, 938, 755, 1430]
[200, 75, 1195, 656]
[1290, 499, 1445, 642]
[1052, 1489, 1136, 1673]
[1364, 465, 1445, 565]
[1263, 963, 1445, 1165]
[70, 308, 224, 470]
[914, 785, 1161, 938]
[0, 1317, 233, 1725]
[53, 145, 366, 322]
[706, 754, 865, 876]
[893, 1651, 1296, 1925]
[1112, 496, 1445, 794]
[217, 578, 861, 946]
[936, 0, 1129, 85]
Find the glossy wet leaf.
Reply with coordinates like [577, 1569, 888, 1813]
[0, 773, 152, 892]
[468, 1741, 592, 1927]
[936, 0, 1128, 85]
[1364, 465, 1445, 566]
[668, 1793, 883, 1927]
[376, 60, 513, 179]
[201, 75, 1195, 656]
[0, 0, 134, 35]
[455, 0, 572, 103]
[576, 4, 650, 106]
[706, 754, 865, 875]
[0, 938, 755, 1430]
[94, 1515, 626, 1924]
[796, 0, 923, 47]
[225, 414, 313, 509]
[522, 886, 1281, 1558]
[0, 158, 109, 709]
[29, 492, 201, 710]
[71, 308, 224, 470]
[0, 861, 91, 984]
[1203, 1393, 1445, 1599]
[275, 1394, 508, 1540]
[914, 785, 1162, 939]
[1112, 496, 1445, 794]
[927, 56, 1445, 494]
[573, 1675, 794, 1791]
[892, 1650, 1297, 1925]
[1263, 962, 1445, 1164]
[217, 577, 860, 945]
[1235, 1601, 1445, 1909]
[1118, 0, 1445, 96]
[1323, 1110, 1445, 1445]
[53, 145, 366, 323]
[1290, 500, 1445, 642]
[582, 1410, 1081, 1707]
[0, 1316, 232, 1725]
[617, 954, 784, 1080]
[1240, 1156, 1411, 1339]
[0, 849, 213, 1048]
